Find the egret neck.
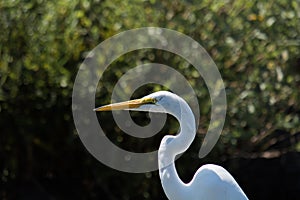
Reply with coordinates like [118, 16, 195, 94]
[158, 96, 196, 200]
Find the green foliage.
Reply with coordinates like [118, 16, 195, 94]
[1, 0, 299, 199]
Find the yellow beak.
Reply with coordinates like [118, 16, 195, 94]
[94, 97, 156, 111]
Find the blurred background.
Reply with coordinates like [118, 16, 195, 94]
[1, 0, 300, 199]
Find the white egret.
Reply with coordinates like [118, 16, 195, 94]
[94, 91, 248, 200]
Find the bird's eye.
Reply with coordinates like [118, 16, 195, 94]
[149, 98, 157, 104]
[156, 96, 163, 102]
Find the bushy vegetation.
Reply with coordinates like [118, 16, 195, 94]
[1, 0, 299, 199]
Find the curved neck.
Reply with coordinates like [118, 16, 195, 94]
[171, 99, 196, 154]
[158, 98, 196, 200]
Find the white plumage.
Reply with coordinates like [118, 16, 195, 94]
[95, 91, 248, 200]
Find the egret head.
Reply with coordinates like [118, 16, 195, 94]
[94, 91, 182, 114]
